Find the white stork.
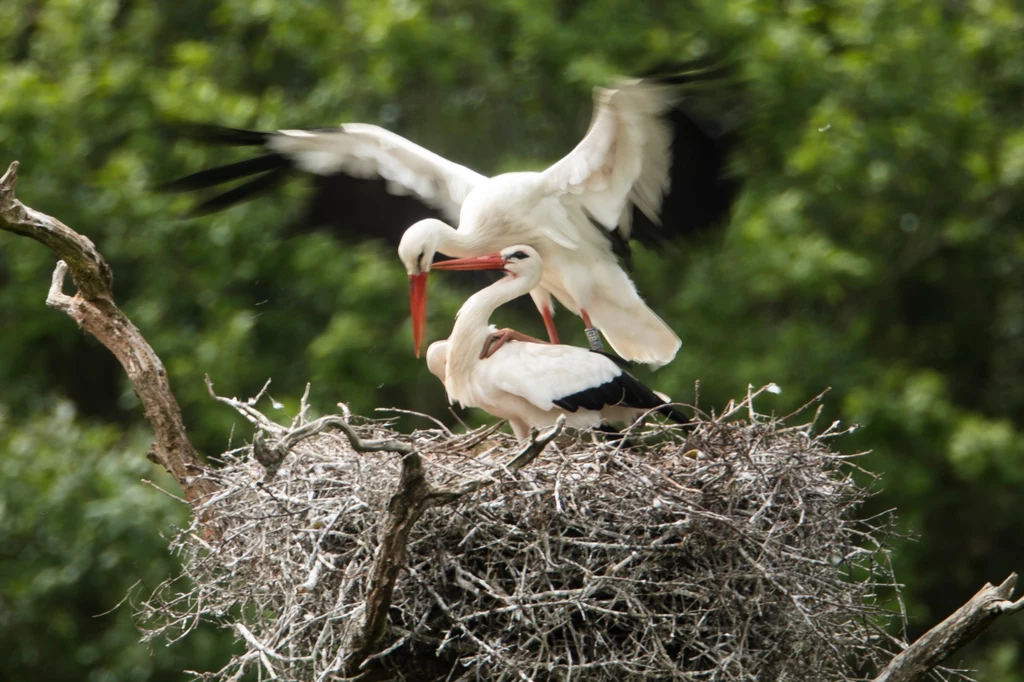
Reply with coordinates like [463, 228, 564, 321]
[426, 245, 689, 439]
[163, 71, 739, 364]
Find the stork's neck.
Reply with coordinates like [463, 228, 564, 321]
[434, 222, 495, 259]
[446, 270, 537, 392]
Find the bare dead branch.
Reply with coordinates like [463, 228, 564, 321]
[0, 161, 112, 296]
[289, 415, 416, 456]
[0, 161, 216, 505]
[342, 449, 431, 676]
[873, 573, 1024, 682]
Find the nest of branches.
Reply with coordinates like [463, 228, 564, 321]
[138, 386, 902, 682]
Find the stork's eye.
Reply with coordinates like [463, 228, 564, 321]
[507, 251, 529, 261]
[417, 250, 426, 271]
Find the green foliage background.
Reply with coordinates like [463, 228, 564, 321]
[1, 0, 1022, 679]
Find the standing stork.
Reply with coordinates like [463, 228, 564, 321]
[426, 245, 688, 439]
[163, 71, 739, 364]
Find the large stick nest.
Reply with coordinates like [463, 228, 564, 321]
[138, 387, 902, 681]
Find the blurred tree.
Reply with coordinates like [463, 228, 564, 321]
[1, 0, 1022, 679]
[0, 402, 233, 680]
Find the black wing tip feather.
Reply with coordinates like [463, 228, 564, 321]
[156, 120, 450, 243]
[640, 56, 740, 87]
[627, 57, 746, 248]
[553, 369, 688, 425]
[630, 107, 744, 247]
[164, 121, 273, 147]
[158, 153, 292, 193]
[188, 165, 293, 215]
[155, 121, 293, 207]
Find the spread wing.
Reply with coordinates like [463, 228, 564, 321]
[539, 71, 740, 265]
[162, 123, 487, 244]
[541, 79, 676, 235]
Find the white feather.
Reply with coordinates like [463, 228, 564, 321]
[540, 80, 677, 235]
[268, 124, 485, 223]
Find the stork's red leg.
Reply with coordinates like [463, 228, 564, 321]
[580, 309, 604, 352]
[481, 328, 549, 359]
[540, 305, 560, 344]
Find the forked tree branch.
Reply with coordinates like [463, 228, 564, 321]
[0, 161, 217, 505]
[873, 573, 1024, 682]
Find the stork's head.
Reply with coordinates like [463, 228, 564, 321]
[398, 219, 450, 276]
[430, 244, 541, 277]
[425, 340, 449, 381]
[409, 244, 542, 358]
[496, 245, 542, 279]
[398, 219, 451, 357]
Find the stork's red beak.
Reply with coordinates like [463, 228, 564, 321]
[410, 255, 504, 357]
[409, 272, 428, 357]
[431, 254, 506, 271]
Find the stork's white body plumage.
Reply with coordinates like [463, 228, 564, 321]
[426, 245, 688, 439]
[426, 338, 658, 439]
[167, 78, 733, 365]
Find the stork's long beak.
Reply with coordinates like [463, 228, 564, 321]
[409, 272, 428, 358]
[410, 255, 504, 357]
[431, 254, 506, 271]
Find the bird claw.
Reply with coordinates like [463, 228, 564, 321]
[480, 328, 549, 359]
[480, 328, 516, 359]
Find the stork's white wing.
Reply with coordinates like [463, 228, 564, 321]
[268, 124, 487, 223]
[476, 342, 621, 412]
[540, 80, 677, 241]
